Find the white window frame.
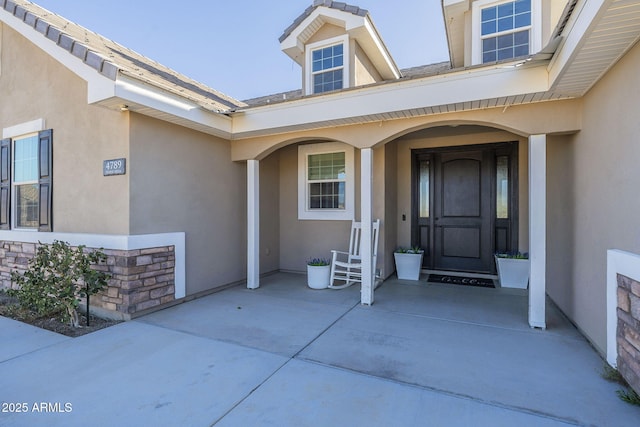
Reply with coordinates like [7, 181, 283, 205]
[12, 133, 40, 230]
[305, 35, 349, 96]
[471, 0, 542, 65]
[3, 119, 45, 231]
[298, 142, 354, 221]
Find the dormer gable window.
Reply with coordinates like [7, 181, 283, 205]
[312, 43, 344, 94]
[305, 35, 350, 95]
[472, 0, 541, 65]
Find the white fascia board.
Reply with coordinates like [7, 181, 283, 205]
[548, 0, 607, 87]
[356, 18, 400, 79]
[0, 7, 116, 104]
[443, 0, 468, 6]
[114, 76, 232, 135]
[233, 64, 549, 135]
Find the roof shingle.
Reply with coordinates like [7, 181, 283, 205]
[6, 0, 246, 112]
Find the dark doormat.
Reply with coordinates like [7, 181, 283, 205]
[428, 274, 495, 288]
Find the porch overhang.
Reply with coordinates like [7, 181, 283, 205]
[230, 62, 555, 139]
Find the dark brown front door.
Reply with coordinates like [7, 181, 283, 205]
[413, 143, 518, 274]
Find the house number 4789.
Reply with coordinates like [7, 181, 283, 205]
[103, 158, 126, 176]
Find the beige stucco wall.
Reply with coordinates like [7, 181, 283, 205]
[129, 114, 246, 295]
[354, 42, 382, 87]
[0, 24, 130, 234]
[260, 152, 280, 274]
[277, 143, 354, 272]
[546, 41, 640, 355]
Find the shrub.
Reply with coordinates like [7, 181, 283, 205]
[8, 240, 110, 327]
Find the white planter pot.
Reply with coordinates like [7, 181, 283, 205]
[495, 257, 530, 289]
[307, 265, 330, 289]
[394, 252, 423, 280]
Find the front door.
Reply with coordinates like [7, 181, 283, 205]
[412, 143, 518, 274]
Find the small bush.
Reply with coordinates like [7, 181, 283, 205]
[8, 240, 110, 328]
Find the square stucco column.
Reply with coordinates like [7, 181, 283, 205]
[361, 148, 374, 305]
[529, 134, 546, 328]
[247, 159, 260, 289]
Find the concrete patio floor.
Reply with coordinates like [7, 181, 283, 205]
[1, 272, 639, 426]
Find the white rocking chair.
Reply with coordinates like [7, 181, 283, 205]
[328, 219, 381, 290]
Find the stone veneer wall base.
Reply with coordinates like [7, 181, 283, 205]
[617, 273, 640, 394]
[0, 241, 177, 318]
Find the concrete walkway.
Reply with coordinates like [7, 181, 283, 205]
[1, 273, 638, 426]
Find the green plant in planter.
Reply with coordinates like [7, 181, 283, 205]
[395, 246, 424, 254]
[307, 258, 330, 266]
[8, 240, 110, 328]
[495, 251, 529, 259]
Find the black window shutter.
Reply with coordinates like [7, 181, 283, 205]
[0, 138, 10, 230]
[38, 129, 53, 232]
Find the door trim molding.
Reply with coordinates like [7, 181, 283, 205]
[411, 142, 519, 273]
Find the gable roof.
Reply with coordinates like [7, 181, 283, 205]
[279, 0, 368, 43]
[3, 0, 246, 112]
[279, 1, 400, 81]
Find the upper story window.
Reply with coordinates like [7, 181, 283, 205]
[312, 44, 344, 94]
[1, 120, 53, 231]
[472, 0, 540, 65]
[305, 35, 350, 96]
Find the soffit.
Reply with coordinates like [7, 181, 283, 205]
[551, 0, 640, 96]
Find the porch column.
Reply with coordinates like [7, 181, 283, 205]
[528, 134, 546, 328]
[361, 148, 374, 305]
[247, 159, 260, 289]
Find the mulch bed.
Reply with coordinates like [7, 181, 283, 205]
[0, 292, 121, 337]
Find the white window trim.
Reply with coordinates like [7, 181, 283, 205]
[2, 118, 44, 139]
[305, 35, 350, 96]
[11, 133, 39, 231]
[471, 0, 542, 65]
[298, 142, 354, 221]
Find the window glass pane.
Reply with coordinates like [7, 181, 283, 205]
[14, 135, 38, 183]
[514, 29, 529, 45]
[496, 156, 509, 219]
[483, 51, 497, 62]
[514, 44, 529, 57]
[482, 20, 497, 36]
[498, 16, 513, 32]
[497, 33, 514, 49]
[16, 183, 39, 228]
[482, 7, 497, 22]
[419, 160, 429, 218]
[514, 12, 531, 28]
[497, 47, 513, 60]
[498, 3, 514, 18]
[483, 38, 497, 51]
[514, 0, 531, 14]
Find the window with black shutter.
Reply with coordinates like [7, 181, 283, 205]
[0, 130, 53, 231]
